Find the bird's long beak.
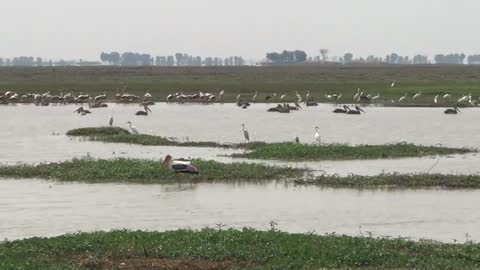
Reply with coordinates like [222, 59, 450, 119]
[359, 107, 365, 113]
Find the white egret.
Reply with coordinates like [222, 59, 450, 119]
[398, 93, 407, 102]
[412, 91, 422, 99]
[391, 80, 396, 87]
[443, 93, 451, 99]
[434, 95, 439, 104]
[127, 121, 139, 134]
[458, 95, 469, 103]
[252, 91, 258, 102]
[235, 94, 241, 102]
[218, 90, 225, 100]
[314, 126, 321, 145]
[371, 93, 380, 100]
[305, 90, 310, 101]
[280, 93, 287, 100]
[295, 91, 302, 103]
[109, 115, 114, 127]
[241, 124, 250, 143]
[353, 88, 361, 101]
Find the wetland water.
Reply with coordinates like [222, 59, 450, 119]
[1, 103, 479, 242]
[0, 179, 478, 242]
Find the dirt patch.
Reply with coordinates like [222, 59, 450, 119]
[79, 256, 254, 270]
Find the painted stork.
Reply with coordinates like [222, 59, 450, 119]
[161, 155, 199, 174]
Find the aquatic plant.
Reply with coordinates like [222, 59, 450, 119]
[66, 127, 130, 136]
[0, 158, 303, 183]
[2, 228, 480, 269]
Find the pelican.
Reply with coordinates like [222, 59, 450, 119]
[136, 105, 152, 116]
[444, 107, 460, 114]
[353, 88, 360, 101]
[333, 105, 349, 113]
[314, 126, 321, 145]
[280, 93, 287, 100]
[434, 95, 439, 104]
[74, 106, 91, 114]
[391, 80, 396, 88]
[412, 91, 422, 99]
[398, 94, 407, 102]
[295, 91, 302, 103]
[109, 115, 114, 127]
[252, 91, 258, 102]
[126, 121, 139, 134]
[346, 106, 365, 114]
[241, 124, 250, 143]
[161, 155, 199, 174]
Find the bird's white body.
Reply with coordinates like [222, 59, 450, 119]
[443, 94, 451, 99]
[371, 93, 380, 100]
[398, 94, 407, 102]
[241, 124, 250, 143]
[391, 80, 396, 88]
[412, 91, 422, 99]
[280, 93, 287, 100]
[353, 88, 360, 101]
[252, 91, 258, 102]
[127, 121, 139, 134]
[314, 127, 321, 145]
[458, 95, 469, 102]
[434, 95, 439, 104]
[295, 91, 302, 103]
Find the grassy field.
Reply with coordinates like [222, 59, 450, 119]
[2, 229, 480, 269]
[298, 173, 480, 188]
[1, 64, 480, 104]
[234, 142, 473, 160]
[0, 158, 303, 183]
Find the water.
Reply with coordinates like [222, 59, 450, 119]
[1, 103, 479, 175]
[0, 179, 477, 242]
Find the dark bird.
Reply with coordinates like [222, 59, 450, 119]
[444, 106, 460, 114]
[333, 105, 350, 113]
[346, 106, 365, 114]
[161, 155, 199, 174]
[136, 105, 152, 116]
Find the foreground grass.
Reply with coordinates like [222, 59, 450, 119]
[235, 142, 474, 161]
[297, 173, 480, 188]
[0, 158, 303, 183]
[2, 229, 480, 269]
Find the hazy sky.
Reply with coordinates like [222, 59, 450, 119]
[1, 0, 478, 60]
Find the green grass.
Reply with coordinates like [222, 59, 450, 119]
[3, 65, 480, 105]
[66, 127, 130, 136]
[2, 229, 480, 269]
[0, 158, 303, 183]
[297, 173, 480, 188]
[233, 142, 474, 161]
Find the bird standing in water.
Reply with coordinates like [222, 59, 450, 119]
[241, 123, 250, 143]
[108, 115, 114, 127]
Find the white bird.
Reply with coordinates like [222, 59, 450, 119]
[305, 91, 310, 101]
[371, 93, 380, 100]
[296, 91, 302, 103]
[458, 94, 469, 103]
[353, 88, 361, 101]
[109, 115, 114, 127]
[280, 93, 287, 100]
[241, 123, 250, 143]
[252, 91, 258, 102]
[235, 94, 241, 102]
[391, 80, 396, 88]
[434, 95, 439, 104]
[314, 126, 321, 145]
[144, 91, 152, 100]
[218, 90, 225, 100]
[412, 91, 422, 99]
[126, 121, 139, 134]
[443, 93, 451, 99]
[398, 93, 407, 102]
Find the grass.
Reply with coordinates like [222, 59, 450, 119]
[2, 65, 480, 105]
[0, 158, 303, 183]
[66, 127, 130, 136]
[296, 173, 480, 188]
[234, 142, 474, 161]
[2, 229, 480, 269]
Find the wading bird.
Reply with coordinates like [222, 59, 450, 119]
[241, 123, 250, 143]
[127, 121, 139, 134]
[398, 93, 407, 102]
[161, 154, 199, 174]
[353, 88, 361, 101]
[314, 126, 321, 145]
[295, 91, 302, 103]
[280, 93, 287, 100]
[458, 94, 469, 103]
[218, 90, 224, 100]
[252, 91, 258, 102]
[371, 93, 380, 100]
[412, 91, 422, 99]
[391, 80, 396, 88]
[444, 107, 460, 114]
[346, 106, 365, 114]
[434, 95, 439, 104]
[74, 106, 91, 115]
[136, 105, 152, 116]
[443, 93, 451, 99]
[109, 115, 114, 127]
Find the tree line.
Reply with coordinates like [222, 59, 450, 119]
[100, 52, 245, 66]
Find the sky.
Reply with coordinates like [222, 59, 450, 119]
[1, 0, 478, 61]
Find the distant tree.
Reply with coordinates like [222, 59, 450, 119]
[389, 53, 399, 64]
[266, 50, 307, 64]
[468, 55, 480, 65]
[343, 53, 353, 64]
[167, 56, 175, 66]
[36, 57, 43, 66]
[293, 50, 307, 62]
[0, 58, 3, 66]
[413, 54, 428, 64]
[319, 49, 329, 62]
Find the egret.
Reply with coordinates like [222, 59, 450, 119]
[136, 105, 152, 116]
[295, 91, 302, 103]
[218, 90, 225, 100]
[235, 94, 241, 102]
[434, 95, 439, 104]
[443, 93, 451, 99]
[398, 94, 407, 102]
[109, 115, 114, 127]
[444, 107, 460, 114]
[371, 93, 380, 100]
[161, 154, 199, 174]
[412, 91, 422, 99]
[126, 121, 139, 134]
[314, 127, 321, 145]
[305, 91, 310, 101]
[458, 94, 469, 103]
[241, 124, 250, 143]
[353, 88, 361, 101]
[280, 93, 287, 100]
[252, 91, 258, 102]
[391, 80, 396, 88]
[346, 106, 365, 114]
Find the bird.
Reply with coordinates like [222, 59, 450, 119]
[161, 154, 199, 174]
[314, 126, 321, 145]
[218, 90, 225, 100]
[412, 91, 422, 99]
[458, 94, 470, 103]
[136, 105, 152, 116]
[126, 121, 139, 134]
[371, 93, 380, 100]
[143, 91, 152, 101]
[295, 135, 300, 144]
[333, 105, 349, 113]
[108, 115, 114, 127]
[346, 106, 365, 114]
[74, 106, 91, 115]
[241, 123, 250, 143]
[252, 91, 258, 102]
[235, 94, 241, 102]
[280, 93, 287, 100]
[305, 91, 310, 101]
[353, 88, 361, 101]
[295, 91, 302, 103]
[391, 80, 396, 88]
[444, 107, 460, 114]
[398, 94, 407, 102]
[434, 95, 439, 104]
[443, 93, 451, 99]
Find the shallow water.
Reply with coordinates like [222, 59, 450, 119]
[1, 103, 479, 175]
[0, 179, 477, 242]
